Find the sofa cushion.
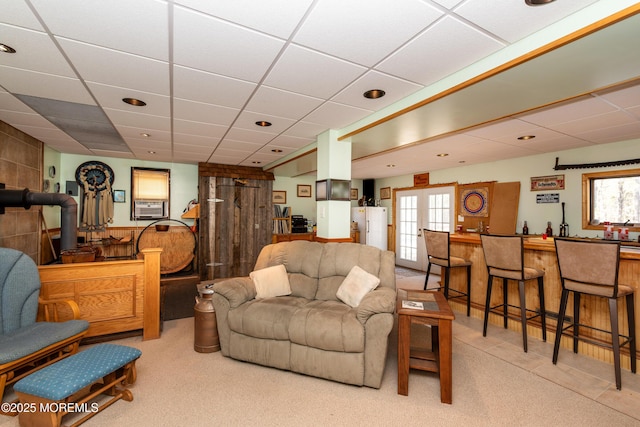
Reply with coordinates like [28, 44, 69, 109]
[336, 265, 380, 307]
[227, 297, 308, 340]
[250, 264, 291, 299]
[289, 300, 364, 352]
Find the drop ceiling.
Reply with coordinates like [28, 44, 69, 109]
[0, 0, 639, 179]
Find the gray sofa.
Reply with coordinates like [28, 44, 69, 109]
[211, 240, 396, 388]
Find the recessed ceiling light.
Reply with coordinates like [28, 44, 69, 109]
[459, 160, 466, 164]
[363, 89, 386, 99]
[0, 43, 16, 53]
[525, 0, 555, 5]
[386, 164, 396, 168]
[123, 97, 146, 106]
[517, 135, 536, 140]
[255, 121, 272, 127]
[140, 133, 151, 138]
[271, 149, 283, 153]
[252, 161, 262, 164]
[147, 151, 156, 154]
[437, 153, 449, 157]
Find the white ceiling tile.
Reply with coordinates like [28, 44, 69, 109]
[104, 108, 171, 132]
[572, 122, 640, 144]
[294, 0, 442, 66]
[378, 16, 504, 86]
[268, 134, 314, 149]
[304, 101, 372, 128]
[517, 96, 617, 126]
[173, 6, 284, 82]
[233, 111, 296, 134]
[173, 119, 227, 138]
[173, 0, 313, 39]
[264, 45, 367, 99]
[29, 0, 169, 60]
[283, 121, 326, 139]
[331, 71, 423, 110]
[0, 0, 44, 30]
[224, 127, 276, 144]
[87, 83, 170, 118]
[58, 39, 170, 95]
[454, 0, 599, 43]
[549, 111, 636, 135]
[0, 25, 75, 77]
[596, 84, 640, 109]
[173, 98, 239, 126]
[216, 139, 262, 152]
[0, 110, 51, 128]
[173, 66, 256, 109]
[0, 66, 95, 104]
[0, 92, 37, 113]
[245, 86, 323, 120]
[114, 125, 171, 142]
[173, 143, 214, 154]
[173, 132, 221, 147]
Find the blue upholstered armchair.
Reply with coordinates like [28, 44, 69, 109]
[0, 247, 89, 415]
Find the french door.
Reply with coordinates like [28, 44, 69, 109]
[395, 186, 455, 270]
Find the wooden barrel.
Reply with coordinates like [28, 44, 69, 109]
[137, 221, 196, 274]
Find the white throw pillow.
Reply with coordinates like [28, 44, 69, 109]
[250, 264, 292, 299]
[336, 265, 380, 308]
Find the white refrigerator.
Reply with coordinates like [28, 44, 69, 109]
[351, 207, 387, 251]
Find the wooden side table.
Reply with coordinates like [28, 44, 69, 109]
[397, 289, 455, 404]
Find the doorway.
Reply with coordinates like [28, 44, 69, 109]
[395, 186, 455, 271]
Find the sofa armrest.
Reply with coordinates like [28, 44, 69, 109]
[356, 287, 396, 324]
[212, 277, 256, 308]
[38, 297, 82, 321]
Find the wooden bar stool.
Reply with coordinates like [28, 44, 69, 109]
[422, 229, 472, 316]
[480, 234, 546, 352]
[553, 238, 636, 390]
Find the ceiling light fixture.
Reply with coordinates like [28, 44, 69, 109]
[140, 133, 151, 138]
[517, 135, 536, 140]
[437, 153, 449, 157]
[252, 161, 262, 164]
[0, 43, 16, 53]
[363, 89, 386, 99]
[123, 97, 146, 106]
[147, 150, 156, 154]
[525, 0, 556, 5]
[386, 164, 396, 168]
[255, 121, 272, 127]
[271, 149, 283, 153]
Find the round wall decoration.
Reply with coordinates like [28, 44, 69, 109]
[75, 161, 115, 192]
[460, 188, 488, 217]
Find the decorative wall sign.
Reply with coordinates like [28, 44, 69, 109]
[380, 187, 391, 199]
[460, 188, 489, 217]
[536, 193, 560, 204]
[530, 174, 564, 191]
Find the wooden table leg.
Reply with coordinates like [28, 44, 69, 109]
[438, 319, 453, 404]
[397, 313, 410, 396]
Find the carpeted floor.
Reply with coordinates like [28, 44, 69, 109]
[2, 272, 638, 426]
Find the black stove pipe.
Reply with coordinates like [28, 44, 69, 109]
[0, 188, 78, 251]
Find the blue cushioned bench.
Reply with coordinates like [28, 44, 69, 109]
[14, 344, 141, 427]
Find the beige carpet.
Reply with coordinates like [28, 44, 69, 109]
[2, 274, 638, 426]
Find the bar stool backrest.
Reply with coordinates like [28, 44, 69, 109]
[554, 238, 620, 298]
[480, 234, 524, 280]
[423, 229, 450, 266]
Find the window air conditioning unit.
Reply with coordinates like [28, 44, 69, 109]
[134, 201, 166, 219]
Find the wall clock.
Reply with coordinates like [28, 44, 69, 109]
[75, 161, 115, 192]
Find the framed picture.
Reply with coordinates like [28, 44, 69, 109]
[272, 190, 287, 204]
[297, 184, 311, 198]
[380, 187, 391, 200]
[350, 188, 358, 200]
[113, 190, 126, 203]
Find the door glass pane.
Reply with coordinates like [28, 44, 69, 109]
[398, 195, 418, 262]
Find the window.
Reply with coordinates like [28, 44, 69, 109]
[131, 167, 170, 220]
[427, 193, 451, 231]
[582, 168, 640, 231]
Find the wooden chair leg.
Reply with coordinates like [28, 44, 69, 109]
[443, 267, 450, 300]
[518, 280, 528, 353]
[609, 297, 622, 390]
[538, 276, 547, 342]
[423, 262, 432, 290]
[502, 278, 508, 329]
[627, 293, 637, 374]
[466, 265, 471, 317]
[573, 292, 581, 353]
[483, 276, 493, 337]
[553, 288, 569, 365]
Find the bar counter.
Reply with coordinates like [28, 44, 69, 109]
[447, 233, 639, 368]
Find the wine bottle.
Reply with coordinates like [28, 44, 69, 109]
[545, 221, 553, 237]
[522, 221, 529, 235]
